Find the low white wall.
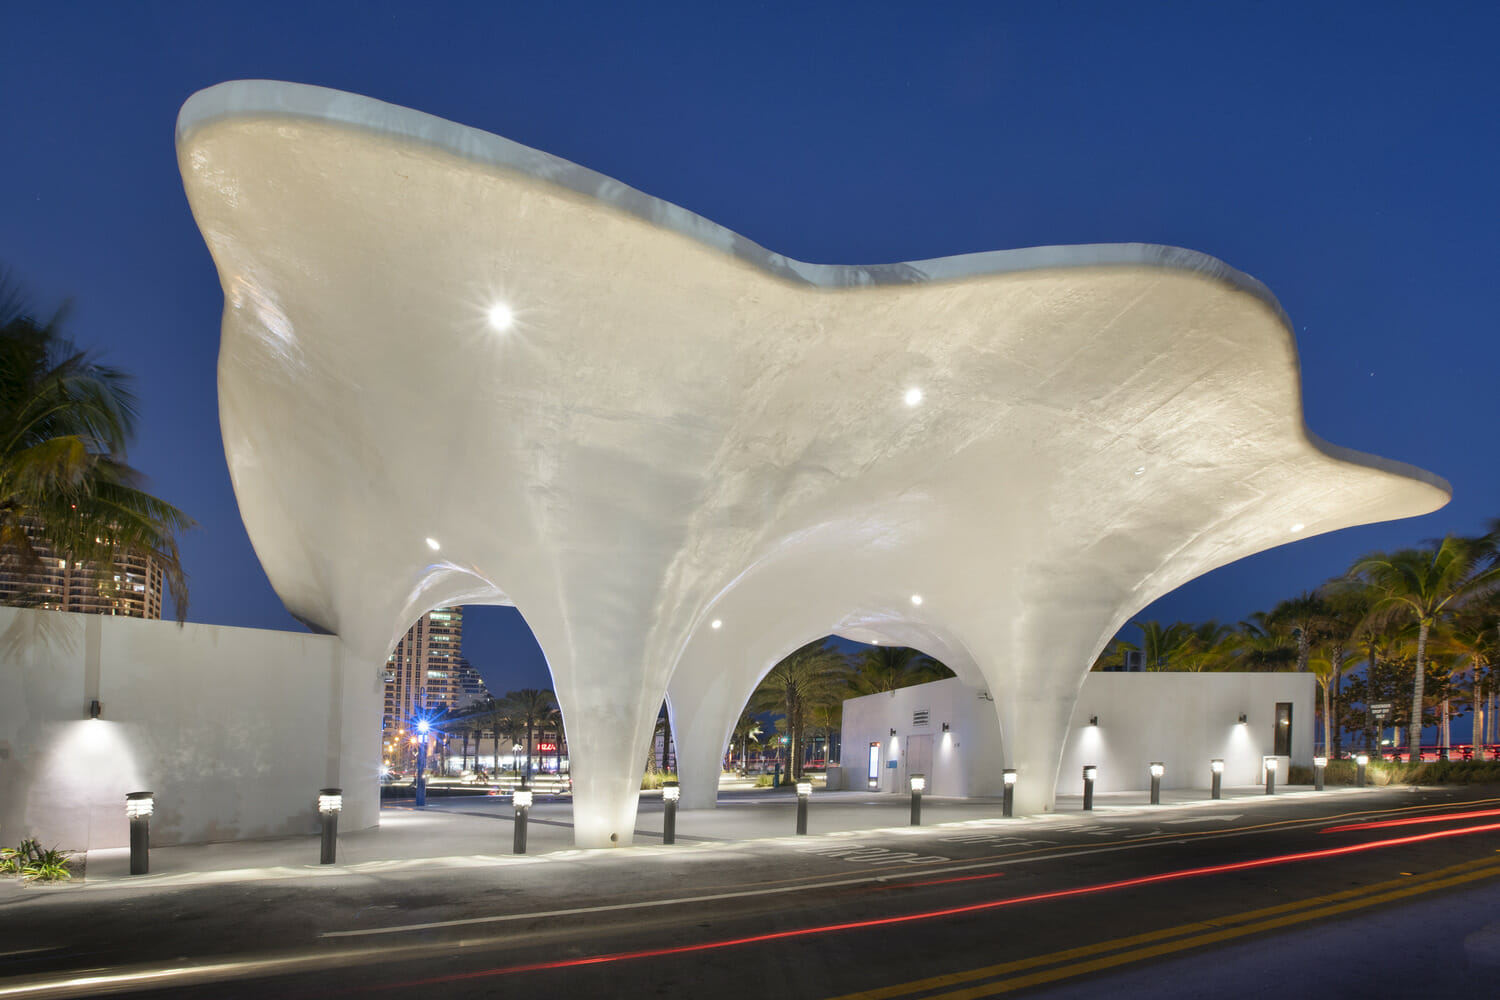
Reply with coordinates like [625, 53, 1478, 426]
[843, 672, 1315, 800]
[1059, 672, 1315, 791]
[0, 607, 381, 851]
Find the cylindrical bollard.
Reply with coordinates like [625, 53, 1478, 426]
[1149, 762, 1164, 805]
[513, 785, 532, 854]
[1082, 765, 1096, 811]
[318, 788, 342, 864]
[1210, 758, 1223, 800]
[795, 781, 811, 835]
[1002, 768, 1017, 817]
[126, 792, 153, 875]
[1313, 756, 1327, 792]
[910, 774, 925, 826]
[1263, 757, 1277, 795]
[662, 780, 679, 845]
[1356, 753, 1368, 787]
[415, 740, 428, 808]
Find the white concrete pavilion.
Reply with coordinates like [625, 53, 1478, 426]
[177, 81, 1448, 847]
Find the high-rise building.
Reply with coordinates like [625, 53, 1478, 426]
[382, 607, 488, 754]
[0, 526, 163, 619]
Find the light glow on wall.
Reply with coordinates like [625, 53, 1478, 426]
[487, 302, 515, 331]
[904, 387, 923, 407]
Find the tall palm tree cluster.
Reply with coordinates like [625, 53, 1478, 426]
[743, 640, 955, 780]
[1097, 527, 1500, 759]
[449, 688, 562, 779]
[0, 275, 192, 617]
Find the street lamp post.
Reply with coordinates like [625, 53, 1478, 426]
[513, 785, 532, 854]
[1149, 762, 1164, 805]
[1082, 765, 1097, 811]
[1002, 768, 1017, 818]
[909, 774, 925, 826]
[662, 780, 680, 845]
[512, 743, 523, 776]
[318, 788, 342, 864]
[125, 792, 153, 875]
[415, 719, 431, 808]
[1210, 758, 1223, 800]
[795, 780, 811, 835]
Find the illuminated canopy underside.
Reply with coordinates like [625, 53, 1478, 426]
[178, 81, 1448, 845]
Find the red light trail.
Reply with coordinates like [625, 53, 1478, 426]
[1321, 808, 1500, 834]
[380, 820, 1500, 991]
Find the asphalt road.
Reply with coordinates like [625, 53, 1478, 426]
[3, 786, 1499, 999]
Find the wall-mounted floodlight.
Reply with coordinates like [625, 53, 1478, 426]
[909, 773, 926, 826]
[1238, 713, 1248, 725]
[1313, 755, 1327, 791]
[890, 728, 898, 737]
[1149, 762, 1164, 805]
[89, 699, 102, 720]
[1263, 756, 1278, 795]
[513, 786, 533, 854]
[1089, 715, 1099, 727]
[1002, 768, 1017, 818]
[662, 780, 680, 845]
[795, 781, 812, 835]
[1210, 758, 1224, 799]
[1355, 753, 1368, 787]
[1082, 765, 1097, 811]
[318, 788, 342, 864]
[941, 722, 950, 732]
[126, 792, 154, 875]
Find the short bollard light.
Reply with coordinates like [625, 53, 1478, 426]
[795, 780, 812, 835]
[513, 785, 533, 855]
[1149, 762, 1164, 805]
[1082, 765, 1097, 811]
[1355, 753, 1368, 787]
[126, 792, 153, 875]
[1002, 768, 1017, 818]
[318, 788, 342, 865]
[1263, 756, 1277, 795]
[1313, 756, 1327, 791]
[662, 780, 680, 845]
[909, 774, 926, 826]
[1210, 758, 1224, 800]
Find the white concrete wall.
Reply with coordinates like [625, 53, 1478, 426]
[842, 678, 1006, 797]
[0, 607, 379, 851]
[843, 672, 1315, 800]
[1059, 672, 1316, 791]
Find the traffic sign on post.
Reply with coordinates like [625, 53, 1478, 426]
[1370, 702, 1393, 720]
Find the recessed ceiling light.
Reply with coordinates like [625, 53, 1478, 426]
[425, 537, 441, 551]
[710, 619, 722, 630]
[910, 594, 923, 606]
[1290, 523, 1305, 533]
[487, 302, 515, 331]
[1134, 467, 1146, 476]
[904, 387, 923, 407]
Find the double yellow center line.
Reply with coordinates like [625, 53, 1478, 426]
[829, 853, 1500, 999]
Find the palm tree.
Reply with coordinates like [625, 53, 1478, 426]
[728, 710, 763, 771]
[1174, 621, 1240, 672]
[1267, 592, 1330, 673]
[0, 279, 193, 618]
[848, 645, 951, 694]
[748, 639, 851, 781]
[1439, 602, 1499, 760]
[1317, 581, 1374, 757]
[1350, 537, 1500, 758]
[1235, 612, 1297, 672]
[503, 688, 558, 782]
[1130, 620, 1197, 670]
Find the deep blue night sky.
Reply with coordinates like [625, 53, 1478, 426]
[3, 3, 1497, 695]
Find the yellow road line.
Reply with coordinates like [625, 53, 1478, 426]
[829, 854, 1500, 1000]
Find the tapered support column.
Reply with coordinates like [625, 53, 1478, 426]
[666, 671, 748, 811]
[991, 689, 1077, 816]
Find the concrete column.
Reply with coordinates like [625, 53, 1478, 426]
[552, 671, 666, 848]
[665, 672, 747, 810]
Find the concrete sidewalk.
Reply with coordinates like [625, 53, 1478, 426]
[45, 781, 1393, 891]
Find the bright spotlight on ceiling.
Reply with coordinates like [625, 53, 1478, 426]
[904, 387, 923, 407]
[1290, 523, 1305, 533]
[710, 619, 722, 630]
[426, 537, 441, 551]
[910, 594, 923, 606]
[487, 302, 515, 331]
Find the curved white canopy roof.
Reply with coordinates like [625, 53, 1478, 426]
[178, 81, 1448, 844]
